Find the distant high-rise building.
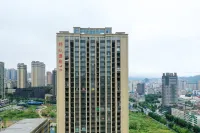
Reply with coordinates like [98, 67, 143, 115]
[52, 69, 57, 96]
[46, 71, 52, 85]
[5, 68, 17, 81]
[56, 27, 129, 133]
[136, 83, 145, 95]
[17, 63, 27, 88]
[198, 81, 200, 90]
[6, 69, 11, 80]
[27, 72, 31, 80]
[4, 68, 7, 81]
[0, 62, 4, 99]
[187, 82, 198, 90]
[10, 68, 17, 80]
[162, 73, 178, 106]
[178, 80, 187, 90]
[31, 61, 45, 87]
[128, 80, 139, 92]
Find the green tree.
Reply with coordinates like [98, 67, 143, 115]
[193, 125, 200, 133]
[168, 122, 174, 128]
[50, 112, 56, 118]
[165, 114, 174, 121]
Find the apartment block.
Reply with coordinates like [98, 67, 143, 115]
[136, 83, 145, 95]
[17, 63, 27, 88]
[46, 71, 52, 85]
[0, 62, 4, 99]
[162, 73, 178, 106]
[31, 61, 45, 87]
[56, 27, 129, 133]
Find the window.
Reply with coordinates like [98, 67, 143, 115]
[107, 52, 111, 56]
[95, 29, 99, 34]
[80, 40, 85, 43]
[75, 53, 79, 56]
[100, 29, 105, 33]
[74, 28, 79, 33]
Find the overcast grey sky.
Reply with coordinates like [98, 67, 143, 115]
[0, 0, 200, 77]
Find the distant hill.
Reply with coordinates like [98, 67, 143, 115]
[129, 75, 200, 83]
[179, 75, 200, 83]
[128, 77, 146, 81]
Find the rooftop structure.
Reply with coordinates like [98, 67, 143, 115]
[1, 118, 49, 133]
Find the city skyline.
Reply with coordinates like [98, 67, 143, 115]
[1, 0, 200, 77]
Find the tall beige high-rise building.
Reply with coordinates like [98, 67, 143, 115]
[46, 71, 52, 85]
[31, 61, 45, 87]
[0, 62, 4, 99]
[56, 27, 128, 133]
[17, 63, 27, 88]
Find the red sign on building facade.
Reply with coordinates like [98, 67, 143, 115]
[58, 42, 63, 72]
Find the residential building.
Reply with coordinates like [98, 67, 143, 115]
[198, 81, 200, 90]
[172, 107, 200, 127]
[1, 118, 50, 133]
[0, 62, 4, 99]
[128, 80, 139, 93]
[27, 72, 31, 80]
[178, 80, 187, 90]
[162, 73, 178, 106]
[7, 68, 17, 80]
[4, 68, 7, 80]
[52, 69, 57, 96]
[5, 80, 17, 89]
[4, 68, 17, 80]
[187, 82, 198, 90]
[171, 108, 184, 120]
[17, 63, 27, 88]
[46, 71, 52, 85]
[136, 83, 145, 95]
[184, 112, 200, 127]
[31, 61, 45, 87]
[56, 27, 129, 133]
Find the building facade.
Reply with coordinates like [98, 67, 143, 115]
[178, 80, 187, 90]
[184, 112, 200, 127]
[128, 80, 139, 93]
[0, 62, 4, 99]
[187, 82, 198, 90]
[5, 68, 17, 81]
[172, 108, 200, 127]
[171, 108, 184, 120]
[31, 61, 45, 87]
[136, 83, 145, 95]
[162, 73, 178, 106]
[17, 63, 27, 88]
[56, 27, 129, 133]
[46, 71, 52, 85]
[52, 69, 57, 96]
